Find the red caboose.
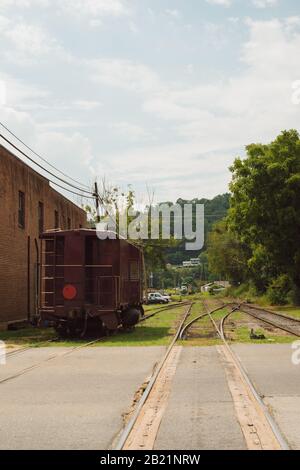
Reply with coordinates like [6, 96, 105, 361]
[39, 229, 144, 337]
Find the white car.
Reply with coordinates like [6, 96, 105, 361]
[147, 292, 169, 304]
[161, 292, 172, 302]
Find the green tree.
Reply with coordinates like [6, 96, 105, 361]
[207, 220, 249, 285]
[228, 130, 300, 292]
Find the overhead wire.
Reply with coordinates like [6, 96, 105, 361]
[0, 121, 91, 191]
[0, 132, 94, 197]
[0, 133, 95, 200]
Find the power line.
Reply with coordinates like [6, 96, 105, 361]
[0, 132, 94, 196]
[0, 120, 91, 191]
[0, 133, 95, 200]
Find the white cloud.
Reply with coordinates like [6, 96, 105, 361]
[72, 100, 102, 111]
[1, 7, 300, 202]
[0, 0, 128, 16]
[0, 95, 95, 199]
[88, 59, 160, 93]
[58, 0, 130, 19]
[142, 18, 300, 141]
[0, 14, 69, 64]
[0, 80, 6, 106]
[0, 0, 49, 9]
[205, 0, 232, 7]
[165, 9, 181, 19]
[0, 73, 49, 108]
[117, 17, 300, 199]
[109, 121, 152, 142]
[252, 0, 278, 8]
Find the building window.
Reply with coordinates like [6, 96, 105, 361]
[18, 191, 25, 229]
[67, 217, 71, 230]
[38, 202, 44, 234]
[54, 210, 59, 229]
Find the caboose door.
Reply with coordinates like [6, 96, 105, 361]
[97, 276, 116, 309]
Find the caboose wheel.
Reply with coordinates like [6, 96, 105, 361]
[121, 308, 140, 328]
[54, 321, 70, 339]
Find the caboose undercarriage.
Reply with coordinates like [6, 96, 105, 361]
[50, 305, 144, 339]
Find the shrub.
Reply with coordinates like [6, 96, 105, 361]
[266, 275, 291, 305]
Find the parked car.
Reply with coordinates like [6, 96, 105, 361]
[147, 292, 169, 304]
[161, 292, 172, 302]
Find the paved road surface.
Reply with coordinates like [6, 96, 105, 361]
[0, 347, 164, 450]
[154, 347, 247, 450]
[1, 344, 299, 450]
[233, 343, 300, 450]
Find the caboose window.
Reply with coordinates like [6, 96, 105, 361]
[18, 191, 25, 229]
[129, 260, 139, 280]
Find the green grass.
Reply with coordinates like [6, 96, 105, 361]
[0, 304, 188, 349]
[271, 306, 300, 319]
[223, 310, 296, 344]
[99, 305, 186, 347]
[2, 294, 298, 349]
[178, 301, 224, 347]
[0, 327, 56, 349]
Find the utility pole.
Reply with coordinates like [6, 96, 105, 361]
[94, 181, 101, 224]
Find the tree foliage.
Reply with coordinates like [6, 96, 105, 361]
[207, 220, 249, 286]
[227, 130, 300, 296]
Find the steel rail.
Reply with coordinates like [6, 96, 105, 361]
[220, 305, 241, 340]
[114, 302, 193, 450]
[4, 302, 189, 361]
[179, 303, 228, 339]
[237, 304, 300, 338]
[208, 307, 290, 451]
[0, 336, 109, 385]
[6, 337, 61, 359]
[140, 301, 191, 323]
[241, 303, 300, 323]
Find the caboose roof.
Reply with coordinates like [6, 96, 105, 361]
[40, 228, 143, 252]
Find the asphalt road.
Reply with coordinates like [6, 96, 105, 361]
[0, 346, 164, 450]
[154, 347, 247, 450]
[1, 344, 299, 450]
[232, 343, 300, 450]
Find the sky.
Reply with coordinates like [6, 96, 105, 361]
[0, 0, 300, 205]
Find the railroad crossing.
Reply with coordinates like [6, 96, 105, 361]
[1, 299, 300, 450]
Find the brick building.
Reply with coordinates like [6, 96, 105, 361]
[0, 144, 87, 326]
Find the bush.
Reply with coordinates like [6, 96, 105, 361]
[266, 275, 291, 305]
[286, 284, 300, 305]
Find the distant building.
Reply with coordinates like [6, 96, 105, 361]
[182, 261, 192, 267]
[190, 258, 200, 266]
[182, 258, 200, 268]
[0, 144, 87, 327]
[201, 281, 230, 293]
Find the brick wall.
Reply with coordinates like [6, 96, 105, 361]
[0, 144, 87, 324]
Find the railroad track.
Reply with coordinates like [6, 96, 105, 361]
[0, 335, 109, 386]
[3, 301, 192, 385]
[5, 302, 187, 360]
[115, 299, 290, 450]
[114, 301, 193, 450]
[179, 298, 235, 339]
[205, 305, 290, 450]
[237, 303, 300, 337]
[141, 301, 191, 322]
[6, 337, 60, 359]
